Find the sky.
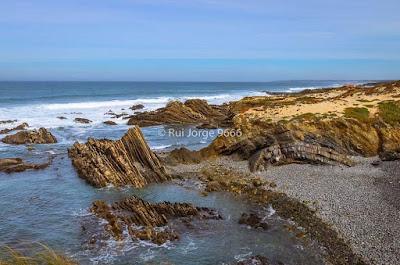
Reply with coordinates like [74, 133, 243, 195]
[0, 0, 399, 81]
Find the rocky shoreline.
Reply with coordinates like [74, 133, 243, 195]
[1, 81, 399, 264]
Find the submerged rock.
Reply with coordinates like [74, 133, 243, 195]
[103, 120, 117, 125]
[57, 116, 67, 120]
[90, 195, 221, 245]
[236, 255, 272, 265]
[0, 120, 17, 124]
[127, 99, 232, 127]
[129, 104, 144, 111]
[74, 117, 92, 124]
[68, 126, 170, 187]
[238, 212, 269, 230]
[0, 122, 29, 134]
[1, 128, 57, 145]
[0, 157, 51, 173]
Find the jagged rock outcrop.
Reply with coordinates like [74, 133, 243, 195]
[90, 196, 222, 244]
[0, 157, 51, 173]
[1, 128, 57, 145]
[127, 99, 232, 127]
[74, 118, 92, 124]
[0, 122, 28, 134]
[68, 126, 170, 187]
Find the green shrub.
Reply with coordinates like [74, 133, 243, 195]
[378, 101, 400, 125]
[344, 107, 370, 122]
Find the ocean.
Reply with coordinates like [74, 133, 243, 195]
[0, 80, 365, 264]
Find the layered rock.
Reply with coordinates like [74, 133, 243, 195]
[68, 126, 170, 187]
[127, 99, 232, 127]
[0, 122, 29, 134]
[1, 128, 57, 145]
[90, 196, 221, 244]
[0, 157, 51, 173]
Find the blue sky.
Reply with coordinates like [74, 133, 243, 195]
[0, 0, 399, 81]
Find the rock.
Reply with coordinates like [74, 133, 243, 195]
[196, 122, 218, 129]
[74, 118, 92, 124]
[129, 104, 144, 111]
[68, 126, 170, 187]
[1, 128, 57, 145]
[103, 120, 117, 125]
[90, 195, 221, 244]
[57, 116, 67, 120]
[248, 142, 354, 172]
[164, 147, 203, 165]
[127, 99, 232, 127]
[0, 120, 17, 124]
[238, 212, 269, 230]
[0, 157, 51, 173]
[236, 255, 271, 265]
[0, 122, 29, 134]
[379, 150, 400, 161]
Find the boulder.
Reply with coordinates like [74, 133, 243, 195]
[74, 118, 92, 124]
[0, 122, 29, 134]
[0, 157, 51, 173]
[68, 126, 170, 187]
[238, 212, 269, 230]
[103, 120, 117, 126]
[1, 128, 57, 145]
[129, 104, 144, 111]
[379, 150, 400, 161]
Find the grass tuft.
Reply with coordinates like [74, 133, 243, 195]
[378, 101, 400, 126]
[343, 107, 370, 122]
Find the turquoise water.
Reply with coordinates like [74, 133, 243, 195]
[0, 81, 365, 264]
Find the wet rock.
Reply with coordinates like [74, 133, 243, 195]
[236, 255, 271, 265]
[103, 120, 117, 125]
[90, 195, 221, 245]
[196, 122, 218, 129]
[127, 99, 232, 127]
[0, 122, 29, 134]
[74, 117, 92, 124]
[129, 104, 144, 111]
[68, 126, 170, 187]
[57, 116, 67, 120]
[238, 212, 269, 230]
[1, 128, 57, 145]
[0, 157, 51, 173]
[0, 120, 17, 124]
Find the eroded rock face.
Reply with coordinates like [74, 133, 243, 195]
[68, 126, 170, 187]
[1, 128, 57, 145]
[0, 157, 51, 173]
[0, 122, 29, 134]
[90, 196, 221, 245]
[127, 99, 232, 127]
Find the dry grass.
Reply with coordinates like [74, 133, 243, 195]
[0, 244, 76, 265]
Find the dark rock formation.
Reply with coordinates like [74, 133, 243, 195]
[1, 128, 57, 145]
[68, 126, 170, 187]
[0, 122, 29, 134]
[127, 99, 232, 127]
[236, 255, 272, 265]
[57, 116, 67, 120]
[103, 120, 117, 125]
[90, 196, 221, 244]
[0, 157, 51, 173]
[0, 120, 17, 124]
[74, 118, 92, 124]
[129, 104, 144, 111]
[379, 150, 400, 161]
[238, 212, 269, 230]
